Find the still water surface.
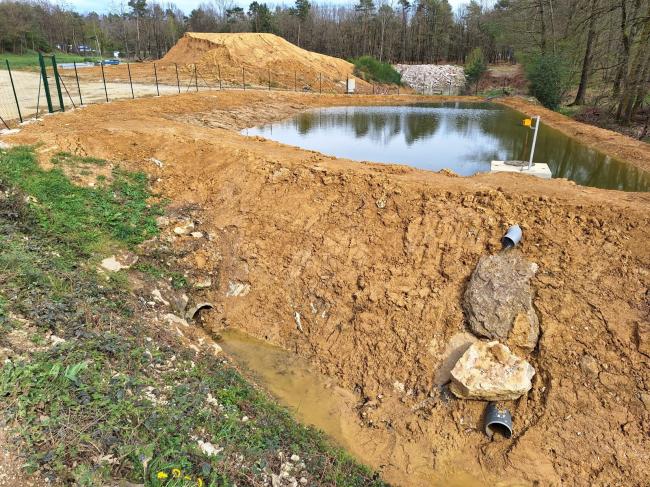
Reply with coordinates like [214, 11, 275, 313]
[243, 102, 649, 192]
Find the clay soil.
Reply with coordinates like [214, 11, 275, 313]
[4, 91, 650, 486]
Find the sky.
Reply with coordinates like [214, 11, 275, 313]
[60, 0, 470, 15]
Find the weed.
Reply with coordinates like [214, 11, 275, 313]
[51, 151, 106, 167]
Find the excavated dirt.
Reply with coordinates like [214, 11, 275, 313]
[4, 91, 650, 487]
[160, 32, 371, 92]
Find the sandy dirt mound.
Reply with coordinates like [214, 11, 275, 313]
[4, 92, 650, 487]
[161, 33, 369, 91]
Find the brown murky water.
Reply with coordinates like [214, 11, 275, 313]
[218, 329, 521, 487]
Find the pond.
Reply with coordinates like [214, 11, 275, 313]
[242, 102, 650, 192]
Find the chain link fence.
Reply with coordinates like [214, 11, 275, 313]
[0, 54, 401, 129]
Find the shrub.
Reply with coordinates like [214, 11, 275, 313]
[464, 47, 487, 90]
[524, 53, 569, 110]
[352, 56, 401, 85]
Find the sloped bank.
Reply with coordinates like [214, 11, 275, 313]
[3, 90, 650, 486]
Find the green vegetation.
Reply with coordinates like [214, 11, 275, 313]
[351, 56, 401, 85]
[464, 47, 487, 93]
[0, 146, 160, 255]
[0, 50, 96, 70]
[524, 54, 570, 110]
[0, 146, 385, 486]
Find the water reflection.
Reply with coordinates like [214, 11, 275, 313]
[243, 103, 649, 191]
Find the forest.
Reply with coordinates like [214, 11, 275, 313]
[0, 0, 648, 125]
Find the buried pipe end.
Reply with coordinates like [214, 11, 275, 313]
[484, 402, 513, 439]
[186, 302, 214, 321]
[502, 224, 522, 249]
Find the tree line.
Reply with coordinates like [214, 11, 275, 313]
[0, 0, 648, 122]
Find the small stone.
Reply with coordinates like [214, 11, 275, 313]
[100, 253, 138, 272]
[190, 231, 204, 238]
[163, 313, 189, 328]
[640, 393, 650, 411]
[636, 322, 650, 358]
[290, 454, 300, 462]
[194, 278, 212, 290]
[174, 222, 194, 235]
[450, 341, 535, 401]
[226, 281, 250, 297]
[299, 478, 308, 485]
[580, 355, 599, 378]
[155, 216, 170, 227]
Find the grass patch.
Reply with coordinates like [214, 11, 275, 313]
[0, 146, 161, 255]
[0, 146, 386, 486]
[351, 56, 401, 85]
[51, 151, 106, 167]
[0, 50, 98, 70]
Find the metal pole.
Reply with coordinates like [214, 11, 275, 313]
[57, 73, 76, 109]
[5, 60, 23, 122]
[38, 52, 53, 114]
[154, 62, 160, 96]
[127, 63, 134, 99]
[218, 64, 222, 90]
[51, 55, 65, 112]
[73, 61, 83, 105]
[0, 113, 9, 130]
[175, 63, 180, 93]
[242, 67, 245, 90]
[35, 74, 42, 117]
[194, 64, 198, 92]
[527, 116, 540, 170]
[100, 62, 109, 102]
[268, 68, 271, 91]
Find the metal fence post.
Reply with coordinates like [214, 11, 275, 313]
[5, 60, 23, 122]
[100, 62, 109, 102]
[37, 52, 53, 114]
[51, 55, 65, 112]
[194, 64, 198, 92]
[0, 113, 9, 130]
[175, 63, 180, 93]
[242, 67, 245, 90]
[127, 63, 134, 99]
[73, 61, 83, 105]
[154, 63, 160, 96]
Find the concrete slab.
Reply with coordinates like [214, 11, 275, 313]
[491, 160, 552, 179]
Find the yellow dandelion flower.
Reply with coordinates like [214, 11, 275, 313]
[157, 471, 168, 480]
[184, 475, 192, 480]
[197, 478, 204, 487]
[172, 468, 181, 478]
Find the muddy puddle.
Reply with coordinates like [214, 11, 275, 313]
[218, 329, 516, 487]
[242, 102, 650, 192]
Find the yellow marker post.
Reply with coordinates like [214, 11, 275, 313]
[522, 118, 532, 127]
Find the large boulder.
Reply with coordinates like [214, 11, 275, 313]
[450, 341, 535, 400]
[463, 252, 539, 351]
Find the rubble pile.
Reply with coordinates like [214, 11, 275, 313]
[394, 64, 466, 94]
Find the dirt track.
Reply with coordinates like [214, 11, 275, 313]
[3, 91, 650, 486]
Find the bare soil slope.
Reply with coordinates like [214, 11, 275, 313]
[4, 92, 650, 487]
[161, 32, 369, 90]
